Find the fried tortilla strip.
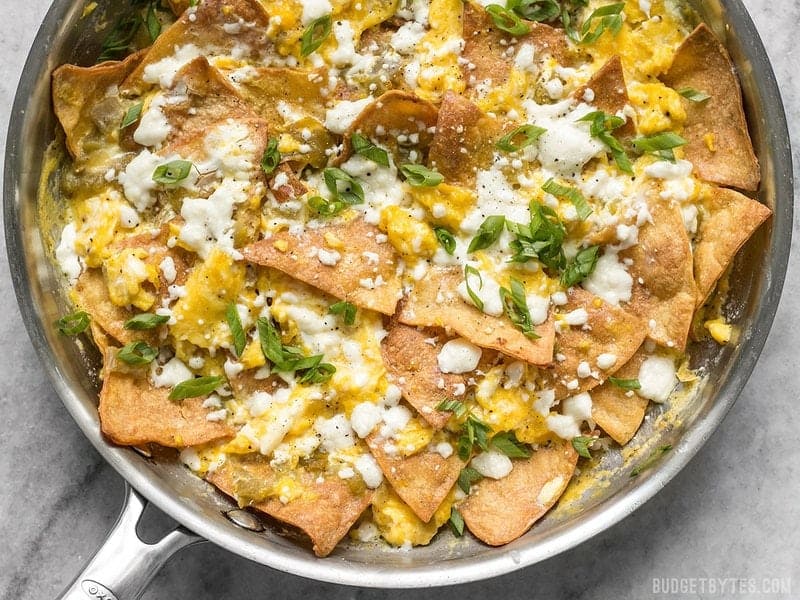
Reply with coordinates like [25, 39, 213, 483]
[268, 163, 308, 203]
[381, 321, 476, 429]
[460, 440, 577, 545]
[694, 187, 772, 306]
[236, 67, 327, 125]
[662, 24, 759, 191]
[427, 91, 505, 188]
[336, 90, 438, 166]
[397, 266, 554, 365]
[548, 288, 647, 399]
[591, 348, 649, 445]
[461, 1, 568, 89]
[622, 198, 696, 350]
[158, 57, 269, 158]
[207, 455, 373, 557]
[99, 349, 234, 447]
[366, 435, 463, 522]
[74, 229, 190, 345]
[52, 50, 145, 159]
[574, 55, 634, 137]
[122, 0, 272, 94]
[242, 219, 403, 315]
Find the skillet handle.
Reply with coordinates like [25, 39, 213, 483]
[57, 483, 204, 600]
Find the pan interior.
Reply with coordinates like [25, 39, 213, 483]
[3, 0, 791, 587]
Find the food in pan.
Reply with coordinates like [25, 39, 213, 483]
[46, 0, 771, 556]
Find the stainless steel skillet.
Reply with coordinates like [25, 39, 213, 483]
[4, 0, 793, 597]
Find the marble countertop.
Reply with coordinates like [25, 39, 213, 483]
[1, 1, 798, 598]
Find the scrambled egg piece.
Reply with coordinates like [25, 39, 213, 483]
[628, 82, 687, 134]
[380, 206, 439, 258]
[102, 248, 159, 310]
[372, 485, 454, 546]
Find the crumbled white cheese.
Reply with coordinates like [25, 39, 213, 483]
[355, 453, 384, 488]
[390, 21, 426, 55]
[324, 97, 374, 134]
[471, 450, 513, 479]
[576, 361, 591, 378]
[178, 178, 249, 259]
[531, 102, 606, 176]
[514, 43, 537, 74]
[55, 223, 82, 284]
[159, 256, 177, 284]
[457, 270, 504, 316]
[533, 388, 556, 416]
[119, 204, 140, 228]
[526, 293, 550, 325]
[142, 44, 203, 89]
[434, 442, 453, 458]
[582, 251, 632, 306]
[150, 357, 193, 388]
[351, 402, 383, 438]
[637, 355, 676, 403]
[563, 308, 589, 326]
[536, 475, 565, 506]
[462, 166, 530, 233]
[317, 248, 341, 266]
[118, 150, 164, 212]
[437, 338, 482, 374]
[596, 353, 617, 370]
[299, 0, 332, 24]
[314, 413, 356, 452]
[644, 159, 693, 180]
[133, 95, 171, 147]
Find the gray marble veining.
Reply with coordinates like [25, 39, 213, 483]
[1, 1, 798, 598]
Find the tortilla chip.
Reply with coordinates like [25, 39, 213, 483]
[461, 1, 568, 90]
[397, 266, 555, 365]
[98, 349, 234, 447]
[381, 321, 480, 429]
[158, 57, 269, 159]
[122, 0, 272, 93]
[52, 50, 145, 159]
[693, 187, 771, 306]
[574, 55, 634, 137]
[166, 0, 190, 16]
[547, 287, 647, 399]
[335, 90, 439, 167]
[241, 218, 403, 315]
[366, 435, 463, 522]
[427, 91, 505, 188]
[397, 269, 555, 365]
[207, 454, 373, 557]
[460, 440, 577, 545]
[622, 198, 696, 349]
[662, 24, 759, 191]
[591, 348, 649, 445]
[268, 163, 308, 203]
[75, 269, 143, 346]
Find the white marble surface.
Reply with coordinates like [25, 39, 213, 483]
[1, 1, 799, 598]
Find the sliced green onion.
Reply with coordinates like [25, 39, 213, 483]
[261, 137, 281, 176]
[678, 87, 711, 102]
[300, 15, 332, 56]
[572, 436, 595, 459]
[308, 195, 347, 217]
[225, 303, 246, 357]
[329, 300, 357, 326]
[560, 245, 600, 287]
[152, 160, 193, 185]
[542, 179, 592, 221]
[56, 311, 90, 336]
[350, 133, 390, 167]
[323, 167, 365, 204]
[609, 376, 641, 390]
[448, 507, 465, 536]
[124, 313, 169, 330]
[117, 341, 157, 366]
[490, 431, 531, 457]
[485, 4, 529, 35]
[499, 277, 539, 338]
[121, 102, 143, 129]
[463, 265, 484, 312]
[169, 375, 225, 401]
[496, 125, 546, 152]
[400, 163, 444, 187]
[579, 2, 625, 44]
[457, 466, 483, 494]
[507, 0, 561, 22]
[468, 215, 505, 253]
[434, 227, 456, 255]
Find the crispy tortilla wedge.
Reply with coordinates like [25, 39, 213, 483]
[98, 349, 234, 447]
[694, 186, 772, 306]
[574, 55, 634, 137]
[366, 435, 463, 522]
[158, 57, 269, 159]
[427, 91, 505, 188]
[591, 348, 650, 445]
[52, 50, 146, 160]
[548, 287, 647, 399]
[336, 90, 439, 166]
[622, 197, 696, 350]
[397, 266, 555, 365]
[662, 24, 759, 191]
[460, 440, 577, 545]
[207, 455, 373, 557]
[461, 1, 568, 90]
[242, 219, 403, 315]
[122, 0, 272, 94]
[381, 321, 488, 429]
